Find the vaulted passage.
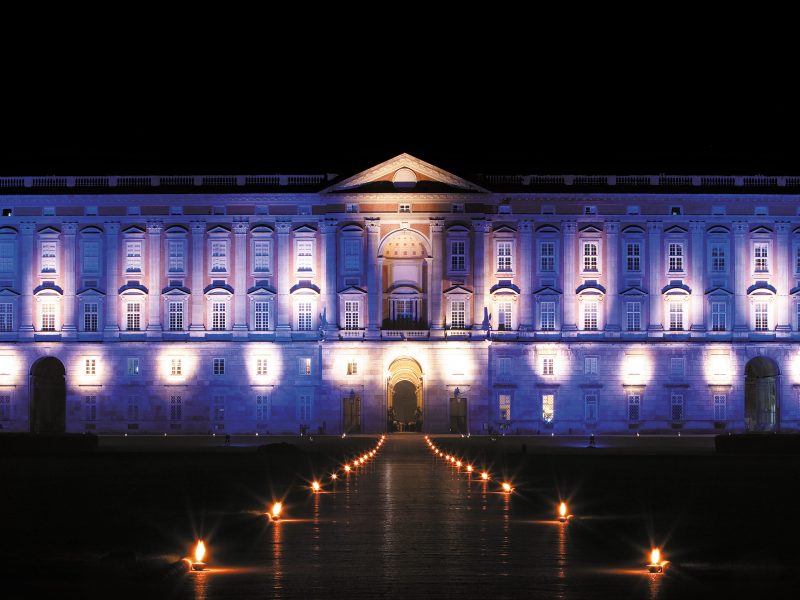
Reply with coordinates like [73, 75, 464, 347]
[744, 357, 779, 432]
[30, 357, 66, 434]
[387, 357, 423, 432]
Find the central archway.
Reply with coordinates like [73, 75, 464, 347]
[387, 357, 423, 432]
[744, 357, 779, 432]
[30, 356, 66, 434]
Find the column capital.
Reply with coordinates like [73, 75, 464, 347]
[429, 217, 445, 233]
[146, 220, 163, 235]
[320, 218, 339, 234]
[472, 219, 491, 234]
[191, 221, 206, 235]
[232, 217, 249, 235]
[518, 219, 533, 234]
[562, 221, 577, 235]
[647, 221, 663, 234]
[276, 219, 292, 234]
[689, 221, 705, 234]
[62, 222, 78, 235]
[19, 222, 36, 235]
[733, 221, 748, 235]
[603, 221, 619, 235]
[365, 217, 381, 234]
[776, 221, 791, 235]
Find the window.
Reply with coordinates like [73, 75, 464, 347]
[82, 241, 100, 273]
[296, 240, 313, 272]
[755, 302, 769, 331]
[170, 395, 182, 421]
[167, 240, 185, 273]
[583, 301, 598, 331]
[497, 357, 511, 380]
[540, 242, 555, 272]
[627, 394, 641, 421]
[343, 239, 360, 272]
[582, 241, 598, 272]
[584, 205, 597, 215]
[626, 243, 641, 272]
[499, 394, 511, 421]
[542, 357, 554, 376]
[450, 240, 466, 272]
[0, 241, 15, 273]
[399, 203, 412, 213]
[126, 302, 141, 331]
[0, 303, 12, 331]
[213, 358, 225, 376]
[450, 300, 466, 328]
[297, 301, 312, 331]
[84, 395, 97, 421]
[452, 203, 464, 213]
[300, 357, 311, 375]
[212, 302, 226, 331]
[584, 394, 597, 423]
[712, 205, 726, 216]
[211, 241, 227, 273]
[671, 393, 684, 421]
[127, 358, 140, 376]
[256, 395, 271, 421]
[347, 360, 358, 375]
[668, 243, 684, 272]
[627, 205, 640, 215]
[670, 357, 685, 377]
[711, 243, 726, 272]
[254, 240, 271, 272]
[41, 303, 56, 331]
[345, 301, 360, 330]
[127, 396, 139, 421]
[40, 241, 57, 273]
[346, 203, 358, 214]
[298, 394, 312, 421]
[168, 302, 184, 331]
[1, 394, 13, 419]
[796, 247, 800, 274]
[711, 302, 726, 331]
[213, 395, 225, 421]
[85, 358, 96, 376]
[584, 356, 598, 376]
[125, 241, 142, 273]
[542, 394, 554, 423]
[171, 358, 182, 376]
[626, 301, 641, 332]
[541, 302, 555, 331]
[254, 301, 269, 331]
[669, 206, 682, 216]
[393, 299, 418, 321]
[497, 242, 512, 272]
[713, 394, 727, 420]
[755, 206, 768, 216]
[497, 301, 512, 331]
[256, 358, 268, 376]
[170, 205, 183, 215]
[83, 303, 98, 332]
[754, 243, 769, 273]
[498, 204, 512, 214]
[669, 302, 684, 331]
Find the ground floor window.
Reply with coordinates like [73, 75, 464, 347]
[0, 394, 11, 420]
[542, 393, 554, 423]
[713, 394, 727, 420]
[671, 393, 684, 421]
[498, 394, 511, 421]
[627, 394, 640, 421]
[256, 395, 271, 421]
[84, 395, 97, 421]
[584, 394, 597, 423]
[170, 395, 182, 420]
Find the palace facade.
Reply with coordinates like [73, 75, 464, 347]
[0, 154, 798, 435]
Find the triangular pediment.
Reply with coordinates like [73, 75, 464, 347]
[0, 288, 20, 296]
[322, 153, 489, 194]
[162, 286, 190, 296]
[579, 224, 603, 234]
[207, 225, 231, 235]
[247, 285, 276, 296]
[493, 224, 517, 234]
[38, 226, 61, 235]
[122, 225, 145, 235]
[444, 284, 472, 296]
[338, 285, 367, 296]
[750, 225, 773, 234]
[533, 285, 562, 295]
[620, 286, 648, 296]
[706, 286, 733, 296]
[664, 225, 688, 235]
[76, 287, 105, 296]
[293, 224, 317, 234]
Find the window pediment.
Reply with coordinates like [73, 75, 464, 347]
[122, 226, 145, 236]
[707, 225, 730, 235]
[119, 282, 148, 295]
[33, 283, 64, 296]
[293, 224, 317, 235]
[251, 224, 274, 235]
[164, 225, 188, 236]
[661, 281, 692, 295]
[207, 225, 231, 236]
[576, 282, 606, 295]
[387, 283, 423, 295]
[290, 282, 321, 295]
[37, 226, 61, 236]
[162, 286, 190, 296]
[338, 285, 367, 296]
[490, 282, 520, 296]
[0, 226, 18, 235]
[493, 225, 517, 234]
[750, 225, 773, 235]
[247, 285, 277, 296]
[443, 284, 472, 297]
[76, 287, 105, 297]
[620, 286, 647, 296]
[664, 225, 688, 235]
[533, 285, 562, 296]
[536, 224, 560, 233]
[622, 225, 645, 234]
[747, 282, 777, 296]
[204, 283, 234, 296]
[80, 226, 103, 235]
[706, 286, 733, 297]
[579, 224, 603, 234]
[0, 288, 20, 297]
[446, 224, 470, 233]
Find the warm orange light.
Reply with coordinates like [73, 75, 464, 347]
[312, 481, 321, 492]
[456, 461, 462, 468]
[445, 454, 450, 460]
[331, 473, 338, 480]
[559, 502, 567, 518]
[466, 465, 473, 473]
[502, 482, 512, 493]
[195, 540, 206, 562]
[271, 502, 282, 518]
[650, 548, 660, 564]
[344, 465, 351, 473]
[481, 472, 489, 480]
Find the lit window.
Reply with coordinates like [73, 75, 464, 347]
[713, 394, 727, 420]
[542, 357, 554, 376]
[171, 358, 182, 377]
[83, 303, 98, 332]
[627, 394, 640, 421]
[450, 241, 466, 272]
[84, 359, 96, 376]
[347, 360, 358, 375]
[755, 302, 769, 331]
[497, 242, 512, 272]
[213, 358, 225, 376]
[450, 300, 466, 329]
[497, 301, 513, 331]
[256, 358, 268, 376]
[211, 241, 227, 273]
[345, 301, 360, 330]
[671, 393, 684, 421]
[256, 395, 271, 421]
[711, 243, 726, 272]
[582, 242, 598, 272]
[84, 395, 97, 421]
[754, 243, 769, 273]
[212, 302, 226, 331]
[499, 394, 511, 421]
[126, 302, 141, 331]
[41, 241, 57, 273]
[296, 240, 313, 272]
[125, 241, 142, 273]
[170, 395, 182, 420]
[540, 302, 555, 331]
[584, 394, 597, 423]
[540, 242, 555, 272]
[583, 301, 598, 331]
[41, 303, 56, 331]
[127, 358, 140, 376]
[542, 394, 554, 423]
[0, 303, 12, 332]
[626, 301, 641, 331]
[167, 240, 185, 273]
[711, 302, 726, 331]
[297, 302, 312, 331]
[669, 302, 684, 331]
[254, 302, 270, 331]
[584, 356, 598, 375]
[668, 243, 684, 272]
[626, 243, 640, 272]
[168, 302, 184, 331]
[300, 357, 311, 375]
[254, 240, 271, 272]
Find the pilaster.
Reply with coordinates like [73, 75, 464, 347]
[233, 218, 249, 336]
[647, 221, 663, 336]
[275, 219, 292, 340]
[103, 222, 120, 339]
[146, 220, 162, 336]
[562, 221, 578, 335]
[61, 222, 78, 337]
[365, 218, 381, 339]
[320, 218, 339, 332]
[603, 221, 620, 334]
[689, 221, 706, 334]
[18, 222, 35, 338]
[429, 218, 445, 338]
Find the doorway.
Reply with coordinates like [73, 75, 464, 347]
[744, 357, 779, 432]
[449, 396, 468, 434]
[387, 357, 423, 432]
[30, 356, 66, 434]
[343, 393, 361, 434]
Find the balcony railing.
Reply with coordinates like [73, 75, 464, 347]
[381, 330, 430, 340]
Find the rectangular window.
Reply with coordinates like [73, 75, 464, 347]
[497, 301, 512, 331]
[346, 203, 358, 214]
[542, 393, 554, 423]
[41, 303, 56, 331]
[583, 301, 598, 331]
[450, 300, 466, 328]
[584, 394, 598, 423]
[347, 360, 358, 375]
[345, 301, 360, 330]
[127, 358, 140, 376]
[626, 242, 641, 272]
[169, 395, 182, 421]
[711, 302, 726, 331]
[497, 241, 512, 272]
[0, 241, 14, 273]
[669, 302, 684, 331]
[168, 302, 184, 331]
[211, 241, 227, 273]
[627, 394, 641, 421]
[84, 395, 97, 421]
[254, 240, 271, 272]
[450, 240, 466, 272]
[300, 357, 311, 375]
[127, 395, 139, 421]
[498, 394, 511, 421]
[82, 240, 100, 274]
[126, 241, 142, 273]
[256, 358, 268, 376]
[754, 243, 769, 273]
[582, 241, 598, 272]
[671, 393, 684, 421]
[542, 357, 554, 376]
[393, 299, 416, 321]
[85, 358, 96, 376]
[399, 203, 411, 213]
[497, 357, 511, 380]
[541, 301, 556, 331]
[297, 301, 312, 331]
[298, 394, 312, 421]
[256, 395, 271, 421]
[540, 242, 555, 272]
[213, 395, 225, 421]
[795, 247, 800, 274]
[254, 301, 270, 331]
[711, 243, 726, 272]
[713, 394, 727, 420]
[343, 239, 360, 272]
[126, 302, 141, 331]
[167, 240, 185, 273]
[626, 301, 641, 331]
[83, 303, 98, 332]
[584, 356, 598, 375]
[755, 302, 769, 331]
[296, 240, 313, 272]
[668, 243, 684, 272]
[41, 241, 57, 273]
[171, 358, 182, 376]
[213, 358, 225, 376]
[670, 357, 685, 377]
[0, 302, 12, 331]
[212, 302, 226, 331]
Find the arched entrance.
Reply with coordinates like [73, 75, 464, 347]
[30, 357, 66, 434]
[387, 357, 423, 432]
[744, 357, 779, 432]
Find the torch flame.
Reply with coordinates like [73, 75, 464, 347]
[559, 502, 567, 518]
[271, 502, 282, 518]
[344, 465, 351, 472]
[650, 548, 660, 564]
[481, 471, 489, 480]
[312, 481, 320, 492]
[502, 482, 512, 493]
[195, 540, 206, 562]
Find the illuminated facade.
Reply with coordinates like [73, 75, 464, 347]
[0, 154, 798, 434]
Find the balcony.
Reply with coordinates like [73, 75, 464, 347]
[339, 329, 365, 340]
[381, 330, 430, 340]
